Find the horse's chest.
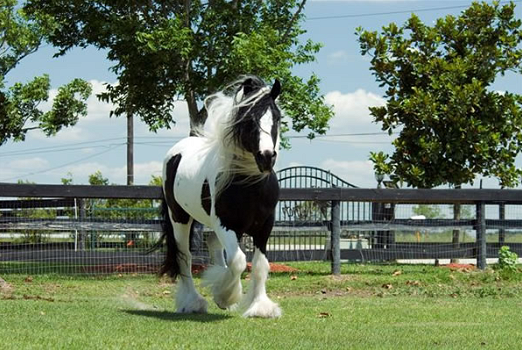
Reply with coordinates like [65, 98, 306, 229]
[215, 175, 279, 235]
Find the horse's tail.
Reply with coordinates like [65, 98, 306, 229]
[150, 194, 182, 279]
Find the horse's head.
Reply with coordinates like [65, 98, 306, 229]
[231, 77, 282, 173]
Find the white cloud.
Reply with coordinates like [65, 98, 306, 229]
[7, 157, 50, 170]
[311, 0, 419, 2]
[32, 126, 88, 142]
[84, 80, 115, 122]
[321, 158, 376, 187]
[0, 157, 50, 182]
[65, 160, 163, 185]
[328, 50, 350, 63]
[135, 100, 191, 139]
[325, 89, 386, 133]
[33, 80, 191, 144]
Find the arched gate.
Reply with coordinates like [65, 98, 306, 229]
[256, 166, 372, 262]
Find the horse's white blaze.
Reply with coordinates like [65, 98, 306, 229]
[259, 110, 275, 153]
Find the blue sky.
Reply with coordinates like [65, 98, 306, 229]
[1, 0, 521, 188]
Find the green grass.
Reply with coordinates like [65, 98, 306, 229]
[2, 262, 522, 350]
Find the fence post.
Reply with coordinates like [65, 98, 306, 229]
[78, 198, 86, 251]
[476, 201, 487, 270]
[331, 200, 341, 275]
[499, 203, 506, 246]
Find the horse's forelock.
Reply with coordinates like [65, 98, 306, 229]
[203, 76, 280, 147]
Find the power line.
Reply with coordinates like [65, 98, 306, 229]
[0, 144, 122, 158]
[306, 0, 522, 21]
[0, 137, 127, 158]
[0, 132, 390, 158]
[315, 139, 391, 145]
[0, 144, 124, 182]
[287, 132, 389, 139]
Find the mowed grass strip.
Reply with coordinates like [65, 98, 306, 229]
[1, 262, 522, 350]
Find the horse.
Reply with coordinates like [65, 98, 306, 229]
[158, 76, 282, 318]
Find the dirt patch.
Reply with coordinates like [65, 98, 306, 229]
[80, 262, 298, 275]
[327, 274, 357, 282]
[193, 263, 298, 274]
[81, 264, 159, 274]
[0, 277, 13, 292]
[441, 263, 476, 272]
[256, 262, 298, 273]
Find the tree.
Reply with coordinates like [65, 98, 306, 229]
[0, 0, 92, 146]
[412, 204, 444, 219]
[358, 1, 522, 189]
[26, 0, 333, 139]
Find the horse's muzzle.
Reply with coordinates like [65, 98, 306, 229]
[255, 150, 277, 173]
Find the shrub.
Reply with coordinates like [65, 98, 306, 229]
[498, 246, 518, 273]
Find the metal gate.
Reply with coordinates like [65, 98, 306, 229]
[260, 166, 371, 262]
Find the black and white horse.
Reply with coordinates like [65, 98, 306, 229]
[159, 76, 282, 318]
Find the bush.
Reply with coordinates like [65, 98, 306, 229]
[498, 246, 518, 273]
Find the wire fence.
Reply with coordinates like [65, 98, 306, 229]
[0, 198, 162, 275]
[1, 184, 522, 275]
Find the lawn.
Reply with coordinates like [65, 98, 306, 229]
[1, 262, 522, 350]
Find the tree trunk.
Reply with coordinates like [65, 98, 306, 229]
[183, 0, 202, 136]
[186, 91, 203, 135]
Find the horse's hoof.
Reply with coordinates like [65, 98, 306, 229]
[176, 294, 208, 314]
[216, 303, 227, 310]
[242, 298, 282, 318]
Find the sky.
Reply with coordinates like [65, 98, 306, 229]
[1, 0, 522, 188]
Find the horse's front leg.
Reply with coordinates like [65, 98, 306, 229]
[241, 217, 281, 318]
[202, 225, 246, 310]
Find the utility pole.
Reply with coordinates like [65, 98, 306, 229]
[127, 112, 134, 185]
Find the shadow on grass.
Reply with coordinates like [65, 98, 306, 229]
[123, 309, 232, 323]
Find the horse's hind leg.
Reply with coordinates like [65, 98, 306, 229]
[202, 224, 245, 310]
[206, 231, 226, 267]
[172, 220, 208, 314]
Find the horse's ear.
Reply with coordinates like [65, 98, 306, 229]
[270, 79, 281, 100]
[242, 78, 255, 95]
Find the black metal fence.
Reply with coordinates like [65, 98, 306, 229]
[1, 183, 522, 275]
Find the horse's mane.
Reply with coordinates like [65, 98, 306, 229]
[195, 76, 278, 199]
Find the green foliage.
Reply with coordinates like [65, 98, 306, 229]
[83, 171, 160, 248]
[0, 0, 92, 145]
[26, 0, 333, 138]
[412, 204, 444, 219]
[357, 1, 522, 188]
[12, 179, 56, 243]
[411, 204, 475, 220]
[88, 170, 109, 186]
[498, 245, 519, 273]
[283, 200, 329, 221]
[60, 172, 73, 185]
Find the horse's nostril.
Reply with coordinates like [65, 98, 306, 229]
[263, 150, 276, 159]
[257, 150, 274, 159]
